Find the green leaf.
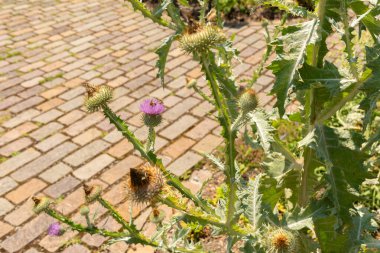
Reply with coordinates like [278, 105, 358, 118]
[350, 1, 380, 42]
[153, 0, 171, 17]
[155, 34, 177, 87]
[204, 153, 225, 172]
[245, 174, 263, 229]
[314, 125, 370, 223]
[268, 19, 320, 116]
[247, 110, 274, 152]
[360, 45, 380, 130]
[314, 216, 351, 252]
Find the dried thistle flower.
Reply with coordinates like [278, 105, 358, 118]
[179, 25, 226, 54]
[32, 196, 53, 214]
[264, 227, 299, 253]
[84, 84, 112, 112]
[239, 88, 258, 113]
[83, 184, 102, 203]
[125, 165, 164, 204]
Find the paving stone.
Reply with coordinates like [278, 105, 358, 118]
[192, 134, 223, 154]
[29, 122, 64, 141]
[101, 155, 143, 184]
[64, 113, 103, 136]
[159, 115, 199, 140]
[43, 175, 81, 198]
[0, 148, 41, 177]
[0, 137, 33, 157]
[161, 136, 195, 159]
[11, 142, 78, 182]
[39, 162, 72, 183]
[167, 151, 203, 176]
[0, 197, 14, 216]
[73, 154, 114, 180]
[4, 198, 35, 226]
[185, 118, 218, 140]
[107, 138, 133, 158]
[0, 221, 13, 240]
[58, 109, 85, 125]
[6, 178, 47, 204]
[2, 109, 40, 128]
[35, 133, 69, 152]
[9, 96, 44, 113]
[1, 214, 54, 253]
[33, 109, 64, 123]
[72, 127, 102, 145]
[64, 139, 110, 167]
[0, 177, 18, 196]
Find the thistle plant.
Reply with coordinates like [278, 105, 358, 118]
[33, 0, 380, 252]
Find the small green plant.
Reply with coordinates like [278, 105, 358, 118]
[33, 0, 380, 252]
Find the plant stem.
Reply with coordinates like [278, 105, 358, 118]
[97, 197, 137, 234]
[146, 127, 156, 152]
[45, 209, 128, 238]
[200, 54, 237, 244]
[299, 0, 326, 207]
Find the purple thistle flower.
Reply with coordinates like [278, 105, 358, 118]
[47, 222, 62, 236]
[140, 98, 165, 115]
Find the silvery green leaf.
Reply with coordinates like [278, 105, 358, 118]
[247, 110, 274, 152]
[204, 153, 225, 171]
[155, 34, 177, 87]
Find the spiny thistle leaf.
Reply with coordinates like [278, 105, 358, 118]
[246, 174, 263, 229]
[314, 125, 370, 223]
[156, 34, 177, 87]
[268, 19, 320, 116]
[247, 110, 274, 152]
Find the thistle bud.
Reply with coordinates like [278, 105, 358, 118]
[84, 84, 112, 112]
[239, 88, 258, 113]
[149, 208, 166, 224]
[80, 205, 90, 216]
[264, 227, 299, 253]
[179, 25, 226, 54]
[32, 196, 53, 214]
[83, 184, 102, 203]
[125, 165, 164, 204]
[140, 98, 165, 128]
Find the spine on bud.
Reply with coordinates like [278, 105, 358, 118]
[84, 84, 113, 112]
[239, 88, 258, 113]
[83, 184, 102, 203]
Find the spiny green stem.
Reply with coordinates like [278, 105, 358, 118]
[190, 83, 215, 105]
[200, 54, 237, 241]
[146, 127, 156, 152]
[101, 105, 212, 214]
[98, 197, 137, 234]
[45, 209, 127, 238]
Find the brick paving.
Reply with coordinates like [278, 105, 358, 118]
[0, 0, 275, 252]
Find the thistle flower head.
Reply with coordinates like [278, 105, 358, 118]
[239, 88, 258, 113]
[140, 98, 165, 127]
[264, 227, 299, 253]
[47, 222, 64, 236]
[125, 165, 164, 204]
[32, 196, 53, 214]
[179, 25, 226, 54]
[83, 184, 102, 203]
[140, 98, 165, 115]
[84, 84, 112, 112]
